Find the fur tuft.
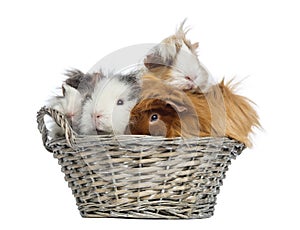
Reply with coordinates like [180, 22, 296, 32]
[64, 68, 105, 98]
[220, 79, 261, 147]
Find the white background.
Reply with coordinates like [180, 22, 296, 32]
[1, 0, 299, 229]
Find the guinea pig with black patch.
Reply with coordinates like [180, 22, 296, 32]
[79, 71, 141, 135]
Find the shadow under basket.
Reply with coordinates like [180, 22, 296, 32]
[37, 107, 245, 219]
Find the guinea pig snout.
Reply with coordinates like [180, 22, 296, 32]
[149, 120, 167, 137]
[184, 76, 197, 90]
[93, 112, 102, 120]
[65, 113, 75, 125]
[92, 112, 104, 126]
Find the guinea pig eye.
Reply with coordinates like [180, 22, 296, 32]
[117, 99, 124, 105]
[150, 114, 159, 122]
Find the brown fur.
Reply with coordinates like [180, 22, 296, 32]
[219, 79, 260, 147]
[129, 74, 260, 147]
[144, 66, 174, 81]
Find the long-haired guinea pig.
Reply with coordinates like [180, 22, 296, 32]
[143, 20, 212, 92]
[47, 83, 83, 138]
[79, 71, 141, 135]
[128, 74, 260, 147]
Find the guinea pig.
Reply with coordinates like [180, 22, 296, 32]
[64, 68, 104, 99]
[144, 20, 212, 92]
[128, 74, 260, 147]
[79, 71, 141, 135]
[128, 74, 223, 138]
[128, 97, 205, 138]
[47, 83, 83, 138]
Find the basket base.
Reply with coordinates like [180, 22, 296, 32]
[78, 201, 216, 219]
[80, 211, 214, 219]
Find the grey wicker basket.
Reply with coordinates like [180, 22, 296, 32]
[37, 106, 245, 219]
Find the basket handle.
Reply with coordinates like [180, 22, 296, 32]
[37, 106, 78, 151]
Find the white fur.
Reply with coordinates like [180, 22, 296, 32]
[148, 21, 213, 92]
[79, 77, 138, 135]
[47, 84, 83, 138]
[158, 41, 178, 64]
[169, 42, 212, 92]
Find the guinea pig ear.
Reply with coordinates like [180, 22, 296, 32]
[93, 70, 105, 82]
[144, 43, 175, 69]
[165, 100, 187, 113]
[192, 42, 199, 50]
[64, 69, 85, 89]
[144, 53, 165, 70]
[62, 84, 66, 96]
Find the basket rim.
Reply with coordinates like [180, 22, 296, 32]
[37, 106, 245, 152]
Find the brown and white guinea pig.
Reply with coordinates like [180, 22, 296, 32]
[128, 74, 260, 147]
[143, 20, 212, 92]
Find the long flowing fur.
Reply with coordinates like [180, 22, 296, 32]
[129, 74, 260, 147]
[219, 79, 260, 147]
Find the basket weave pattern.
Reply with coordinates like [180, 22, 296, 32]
[37, 107, 245, 219]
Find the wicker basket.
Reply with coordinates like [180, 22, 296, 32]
[37, 106, 245, 219]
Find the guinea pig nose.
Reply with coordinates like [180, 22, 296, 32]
[93, 113, 103, 121]
[66, 113, 74, 118]
[185, 76, 192, 81]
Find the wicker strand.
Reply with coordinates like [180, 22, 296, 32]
[37, 106, 78, 150]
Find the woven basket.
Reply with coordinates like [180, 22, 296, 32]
[37, 106, 245, 219]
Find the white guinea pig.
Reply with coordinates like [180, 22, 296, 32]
[47, 83, 83, 138]
[79, 71, 141, 135]
[144, 20, 212, 92]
